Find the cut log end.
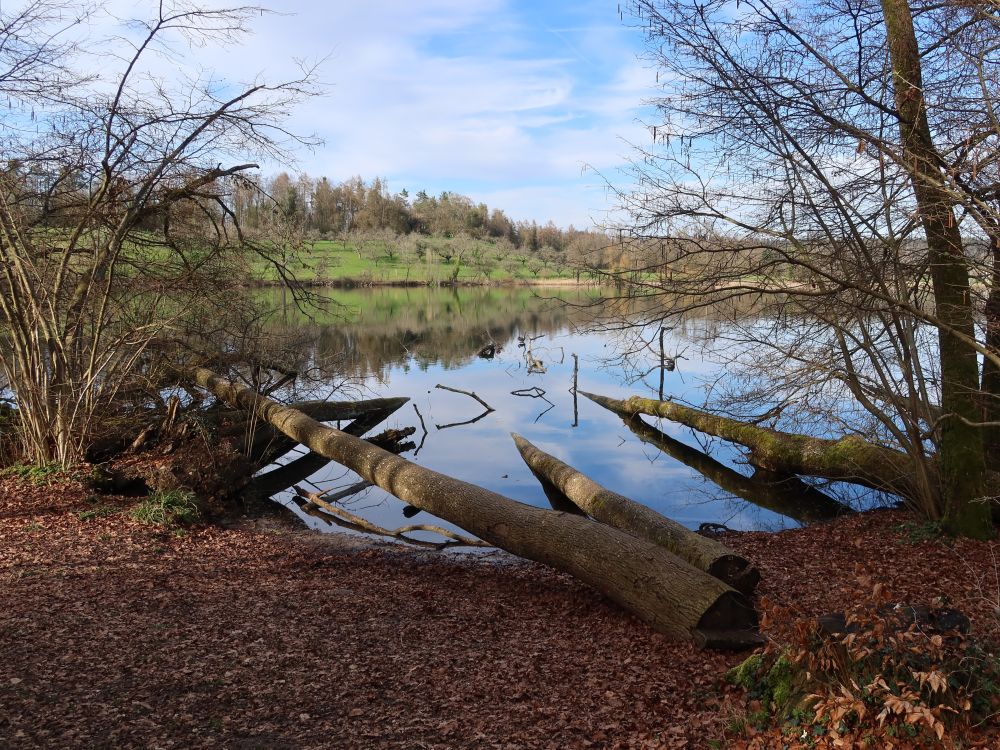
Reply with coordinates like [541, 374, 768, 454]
[512, 431, 760, 595]
[696, 591, 759, 632]
[708, 555, 762, 596]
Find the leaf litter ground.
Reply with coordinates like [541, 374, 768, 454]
[1, 476, 998, 748]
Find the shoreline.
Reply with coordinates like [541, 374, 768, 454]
[245, 276, 601, 289]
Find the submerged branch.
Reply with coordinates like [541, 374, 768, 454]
[294, 487, 491, 550]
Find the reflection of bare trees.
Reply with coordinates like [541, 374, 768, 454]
[267, 288, 592, 381]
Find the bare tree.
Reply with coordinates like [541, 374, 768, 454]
[603, 0, 1000, 537]
[0, 1, 320, 466]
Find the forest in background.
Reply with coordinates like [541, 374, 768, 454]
[233, 173, 617, 283]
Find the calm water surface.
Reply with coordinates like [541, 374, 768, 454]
[255, 286, 861, 545]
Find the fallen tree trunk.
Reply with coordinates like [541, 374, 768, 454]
[241, 397, 411, 465]
[512, 434, 759, 594]
[614, 413, 854, 525]
[249, 402, 411, 497]
[217, 397, 408, 436]
[581, 392, 923, 502]
[249, 450, 331, 499]
[193, 367, 759, 647]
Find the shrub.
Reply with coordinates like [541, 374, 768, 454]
[728, 570, 1000, 748]
[131, 489, 200, 527]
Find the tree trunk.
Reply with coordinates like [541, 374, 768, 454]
[881, 0, 991, 539]
[193, 367, 759, 647]
[610, 411, 854, 525]
[581, 391, 925, 502]
[249, 450, 331, 499]
[217, 396, 410, 438]
[512, 434, 760, 594]
[249, 406, 406, 499]
[230, 397, 410, 465]
[982, 281, 1000, 463]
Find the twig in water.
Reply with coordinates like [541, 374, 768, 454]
[412, 403, 429, 455]
[511, 387, 547, 398]
[511, 387, 554, 423]
[571, 353, 579, 427]
[435, 384, 494, 412]
[435, 410, 494, 431]
[292, 487, 491, 550]
[533, 401, 556, 423]
[433, 384, 495, 430]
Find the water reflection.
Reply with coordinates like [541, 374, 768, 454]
[254, 286, 874, 543]
[618, 414, 854, 524]
[262, 286, 598, 381]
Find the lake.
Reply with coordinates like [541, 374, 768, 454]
[253, 285, 864, 546]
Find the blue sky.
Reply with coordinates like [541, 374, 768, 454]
[202, 0, 658, 228]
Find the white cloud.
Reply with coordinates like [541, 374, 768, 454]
[70, 0, 661, 227]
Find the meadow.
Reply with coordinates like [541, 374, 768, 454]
[251, 236, 583, 285]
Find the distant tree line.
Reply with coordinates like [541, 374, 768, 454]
[234, 172, 612, 257]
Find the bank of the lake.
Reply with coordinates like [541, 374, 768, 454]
[2, 474, 998, 749]
[248, 276, 596, 289]
[250, 237, 588, 288]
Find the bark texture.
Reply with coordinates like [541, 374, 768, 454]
[193, 367, 759, 646]
[881, 0, 991, 539]
[235, 397, 410, 465]
[512, 433, 759, 594]
[581, 392, 921, 502]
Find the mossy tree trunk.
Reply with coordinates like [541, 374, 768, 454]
[615, 412, 854, 525]
[880, 0, 991, 539]
[581, 392, 927, 503]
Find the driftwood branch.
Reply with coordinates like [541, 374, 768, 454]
[435, 384, 494, 412]
[290, 488, 491, 550]
[511, 387, 548, 399]
[434, 384, 496, 430]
